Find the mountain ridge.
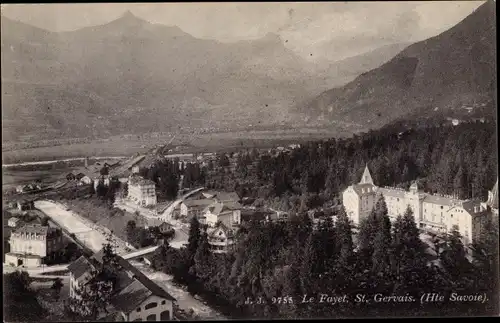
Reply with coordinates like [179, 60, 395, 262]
[299, 0, 496, 130]
[2, 10, 426, 143]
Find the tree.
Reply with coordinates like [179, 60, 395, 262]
[371, 195, 391, 275]
[440, 226, 471, 281]
[95, 181, 107, 198]
[187, 216, 201, 261]
[4, 271, 46, 322]
[335, 206, 354, 269]
[190, 229, 212, 282]
[68, 242, 118, 320]
[126, 220, 137, 245]
[40, 216, 50, 226]
[51, 277, 64, 301]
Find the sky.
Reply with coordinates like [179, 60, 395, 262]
[1, 1, 485, 61]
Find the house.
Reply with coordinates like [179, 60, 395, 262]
[158, 222, 173, 234]
[68, 249, 176, 321]
[5, 224, 64, 267]
[79, 175, 93, 185]
[8, 217, 20, 228]
[207, 223, 235, 254]
[128, 175, 157, 207]
[201, 200, 242, 228]
[266, 210, 289, 222]
[180, 199, 214, 219]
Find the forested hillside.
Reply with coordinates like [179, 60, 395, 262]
[205, 120, 497, 213]
[144, 120, 498, 319]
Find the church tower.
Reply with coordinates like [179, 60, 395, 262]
[359, 164, 374, 185]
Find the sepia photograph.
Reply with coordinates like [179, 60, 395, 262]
[1, 1, 498, 321]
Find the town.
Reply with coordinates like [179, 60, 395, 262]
[2, 1, 498, 321]
[3, 118, 499, 321]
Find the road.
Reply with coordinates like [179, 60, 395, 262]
[161, 187, 205, 221]
[26, 199, 224, 319]
[35, 200, 130, 254]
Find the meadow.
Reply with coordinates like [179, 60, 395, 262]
[2, 127, 346, 164]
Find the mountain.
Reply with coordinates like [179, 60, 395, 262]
[2, 10, 413, 143]
[300, 0, 496, 131]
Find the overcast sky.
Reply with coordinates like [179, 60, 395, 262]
[1, 2, 485, 61]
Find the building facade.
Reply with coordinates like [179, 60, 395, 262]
[68, 249, 176, 321]
[128, 175, 157, 207]
[6, 224, 64, 267]
[202, 201, 242, 228]
[180, 199, 214, 219]
[207, 224, 235, 254]
[342, 165, 496, 244]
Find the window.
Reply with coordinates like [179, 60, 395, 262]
[160, 310, 171, 320]
[137, 308, 141, 312]
[161, 300, 166, 305]
[145, 302, 158, 310]
[146, 314, 156, 321]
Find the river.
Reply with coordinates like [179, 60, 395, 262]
[130, 260, 227, 320]
[2, 156, 128, 168]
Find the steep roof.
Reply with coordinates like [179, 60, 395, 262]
[129, 175, 155, 187]
[13, 224, 59, 237]
[91, 250, 176, 307]
[67, 256, 96, 280]
[377, 187, 406, 198]
[359, 164, 374, 185]
[182, 199, 214, 208]
[351, 183, 377, 196]
[421, 194, 457, 206]
[207, 222, 234, 239]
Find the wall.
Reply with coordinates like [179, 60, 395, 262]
[342, 188, 360, 225]
[126, 295, 174, 321]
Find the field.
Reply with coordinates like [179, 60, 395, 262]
[2, 128, 347, 164]
[2, 166, 78, 190]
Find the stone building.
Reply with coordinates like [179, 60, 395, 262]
[342, 165, 495, 244]
[5, 224, 64, 267]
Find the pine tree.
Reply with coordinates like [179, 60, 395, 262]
[453, 166, 467, 199]
[440, 226, 471, 282]
[187, 216, 201, 261]
[335, 206, 354, 270]
[191, 230, 212, 282]
[371, 213, 391, 274]
[300, 231, 317, 296]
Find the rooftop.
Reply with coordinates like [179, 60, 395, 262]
[13, 224, 59, 237]
[129, 175, 156, 187]
[68, 249, 176, 312]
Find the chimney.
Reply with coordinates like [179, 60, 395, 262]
[84, 157, 89, 168]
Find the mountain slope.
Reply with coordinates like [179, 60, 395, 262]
[1, 11, 416, 143]
[300, 0, 496, 130]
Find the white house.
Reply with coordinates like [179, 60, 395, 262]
[207, 223, 235, 254]
[8, 217, 20, 228]
[68, 249, 176, 321]
[202, 201, 242, 228]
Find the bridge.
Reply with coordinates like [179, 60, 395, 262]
[121, 245, 159, 260]
[3, 244, 163, 276]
